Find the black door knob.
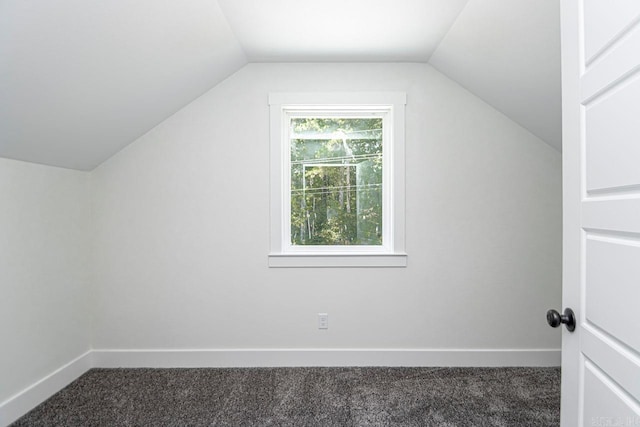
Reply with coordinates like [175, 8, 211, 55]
[546, 308, 576, 332]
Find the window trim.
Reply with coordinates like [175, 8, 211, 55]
[269, 92, 407, 268]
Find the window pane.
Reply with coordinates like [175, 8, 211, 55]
[290, 118, 383, 246]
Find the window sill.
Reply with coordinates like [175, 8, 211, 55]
[268, 253, 408, 268]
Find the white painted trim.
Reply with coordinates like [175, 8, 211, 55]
[0, 351, 92, 427]
[268, 253, 408, 267]
[269, 92, 407, 268]
[92, 348, 560, 368]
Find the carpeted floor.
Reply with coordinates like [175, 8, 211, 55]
[11, 367, 560, 426]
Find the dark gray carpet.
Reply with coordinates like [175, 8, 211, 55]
[12, 367, 560, 426]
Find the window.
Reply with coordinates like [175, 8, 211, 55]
[269, 92, 407, 267]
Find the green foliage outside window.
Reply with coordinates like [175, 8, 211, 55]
[290, 117, 383, 246]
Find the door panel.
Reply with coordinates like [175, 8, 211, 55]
[585, 76, 640, 191]
[583, 0, 640, 64]
[583, 361, 640, 426]
[582, 28, 640, 102]
[582, 326, 640, 403]
[585, 236, 640, 352]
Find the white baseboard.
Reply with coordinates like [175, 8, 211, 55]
[1, 348, 560, 426]
[0, 351, 92, 427]
[92, 348, 561, 368]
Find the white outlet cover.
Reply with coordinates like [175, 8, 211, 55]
[318, 313, 329, 329]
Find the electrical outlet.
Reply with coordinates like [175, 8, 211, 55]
[318, 313, 329, 329]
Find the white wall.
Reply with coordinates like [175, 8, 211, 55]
[0, 159, 90, 403]
[91, 63, 562, 354]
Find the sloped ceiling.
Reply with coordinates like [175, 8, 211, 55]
[0, 0, 246, 170]
[0, 0, 561, 170]
[430, 0, 561, 149]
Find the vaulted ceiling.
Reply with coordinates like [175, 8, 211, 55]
[430, 0, 561, 149]
[0, 0, 560, 170]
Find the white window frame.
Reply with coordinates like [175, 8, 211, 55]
[269, 92, 407, 268]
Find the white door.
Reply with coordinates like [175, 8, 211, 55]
[560, 0, 640, 425]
